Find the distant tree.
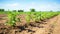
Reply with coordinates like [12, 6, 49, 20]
[0, 9, 4, 11]
[50, 10, 53, 12]
[18, 10, 24, 12]
[30, 9, 35, 12]
[13, 10, 16, 12]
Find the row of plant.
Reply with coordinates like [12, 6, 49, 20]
[0, 11, 59, 26]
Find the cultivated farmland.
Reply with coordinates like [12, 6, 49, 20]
[0, 10, 60, 34]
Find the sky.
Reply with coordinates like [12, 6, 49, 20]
[0, 0, 60, 11]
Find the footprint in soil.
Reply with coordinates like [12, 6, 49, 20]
[48, 33, 51, 34]
[17, 26, 26, 32]
[28, 29, 35, 34]
[30, 23, 44, 28]
[48, 25, 54, 34]
[0, 33, 4, 34]
[28, 29, 35, 33]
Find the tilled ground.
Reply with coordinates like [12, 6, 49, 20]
[0, 14, 60, 34]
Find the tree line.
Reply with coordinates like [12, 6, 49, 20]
[0, 9, 35, 12]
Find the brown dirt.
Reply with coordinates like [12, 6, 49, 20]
[0, 14, 8, 24]
[0, 14, 60, 34]
[15, 14, 60, 34]
[16, 14, 27, 26]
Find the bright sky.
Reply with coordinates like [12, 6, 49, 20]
[0, 0, 60, 11]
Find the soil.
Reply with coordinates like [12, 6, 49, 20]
[0, 14, 60, 34]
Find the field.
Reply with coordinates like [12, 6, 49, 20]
[0, 11, 60, 34]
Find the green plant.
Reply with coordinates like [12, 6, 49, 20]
[25, 15, 30, 24]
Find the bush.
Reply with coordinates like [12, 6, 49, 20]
[0, 9, 4, 11]
[30, 9, 35, 12]
[13, 10, 16, 12]
[18, 10, 24, 12]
